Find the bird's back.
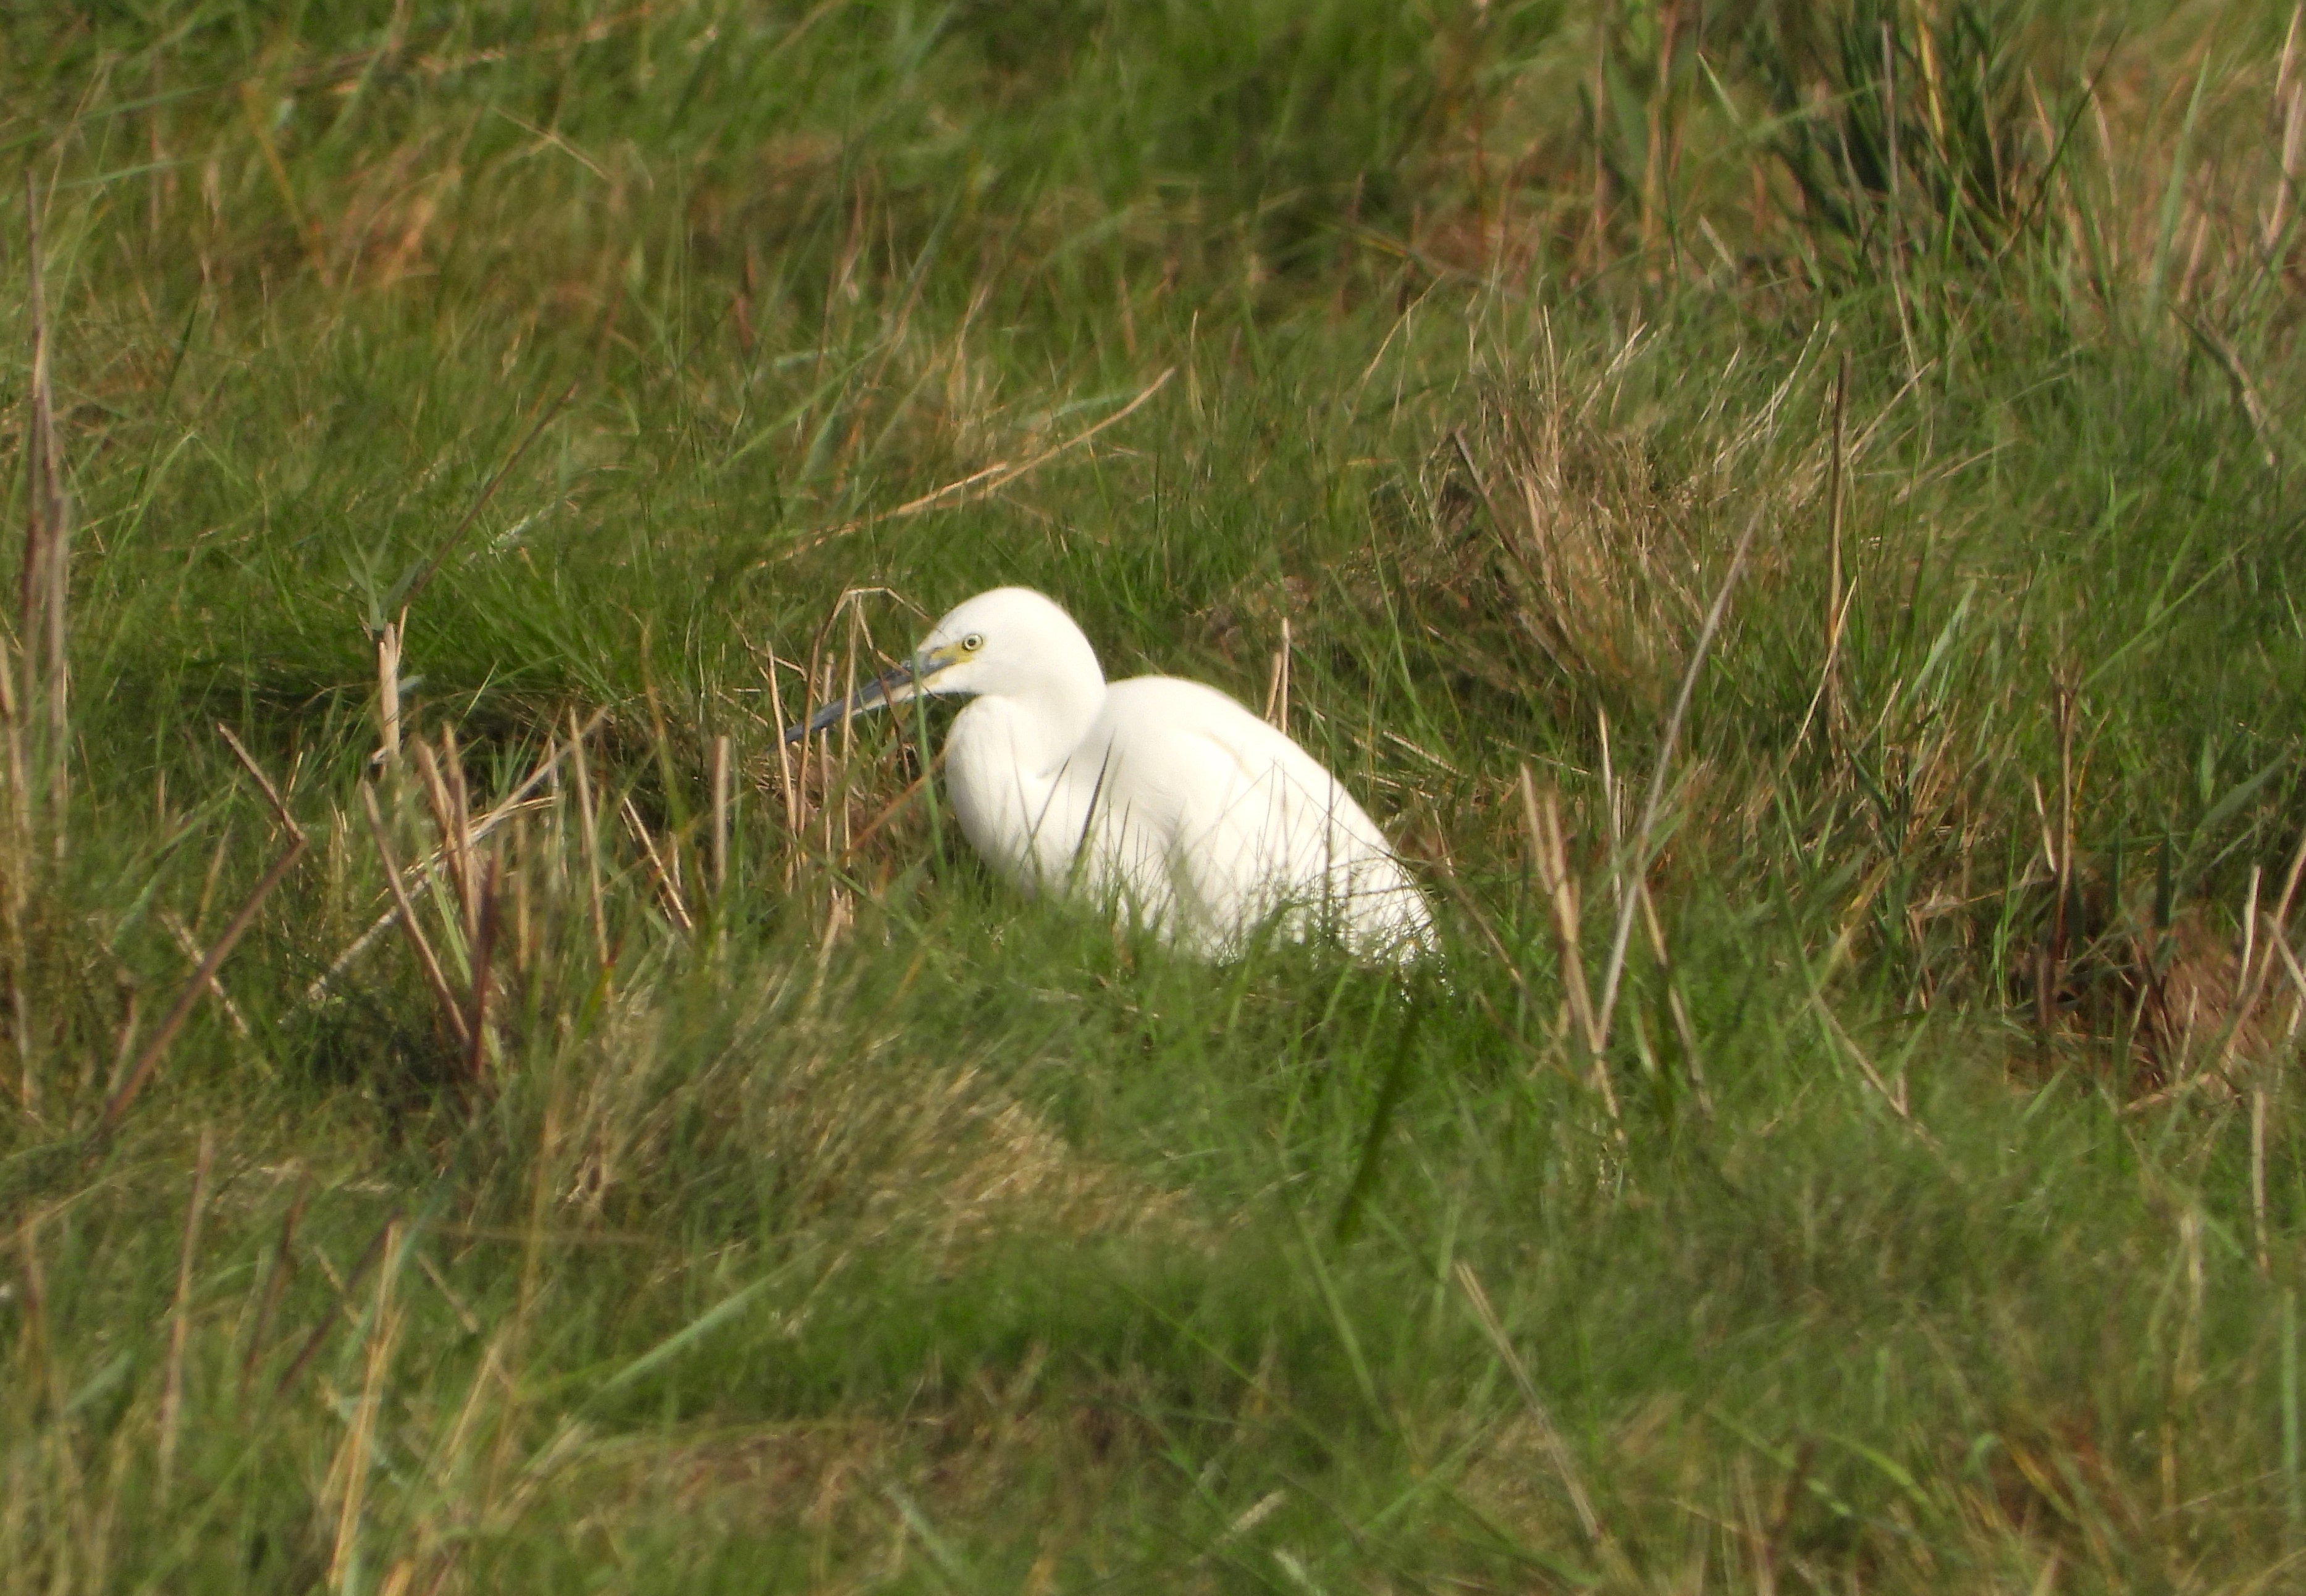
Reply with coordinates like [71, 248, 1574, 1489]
[1077, 676, 1435, 959]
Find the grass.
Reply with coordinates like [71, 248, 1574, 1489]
[6, 0, 2306, 1589]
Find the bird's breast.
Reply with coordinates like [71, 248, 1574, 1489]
[943, 699, 1089, 893]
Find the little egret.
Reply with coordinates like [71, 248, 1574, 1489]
[786, 587, 1436, 960]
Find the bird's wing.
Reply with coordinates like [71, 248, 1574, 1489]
[1093, 679, 1434, 959]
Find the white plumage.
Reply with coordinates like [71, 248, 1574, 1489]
[790, 587, 1436, 960]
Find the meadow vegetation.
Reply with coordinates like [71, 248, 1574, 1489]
[6, 0, 2306, 1589]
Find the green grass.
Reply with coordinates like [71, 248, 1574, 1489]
[6, 1, 2306, 1589]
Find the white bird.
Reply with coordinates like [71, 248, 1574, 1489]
[786, 587, 1436, 960]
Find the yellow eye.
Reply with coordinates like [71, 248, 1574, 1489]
[963, 632, 985, 652]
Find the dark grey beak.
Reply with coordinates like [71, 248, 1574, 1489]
[782, 658, 921, 744]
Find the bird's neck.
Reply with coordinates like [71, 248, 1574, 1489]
[945, 676, 1108, 892]
[966, 672, 1105, 777]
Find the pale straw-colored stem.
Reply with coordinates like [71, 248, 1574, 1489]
[1592, 511, 1764, 1053]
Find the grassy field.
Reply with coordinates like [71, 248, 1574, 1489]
[6, 0, 2306, 1589]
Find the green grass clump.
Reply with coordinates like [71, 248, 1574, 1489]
[7, 1, 2306, 1589]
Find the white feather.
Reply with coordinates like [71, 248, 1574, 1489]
[903, 589, 1435, 960]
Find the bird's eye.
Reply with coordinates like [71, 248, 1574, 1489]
[963, 632, 985, 652]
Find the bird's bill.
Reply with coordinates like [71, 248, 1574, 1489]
[781, 642, 962, 744]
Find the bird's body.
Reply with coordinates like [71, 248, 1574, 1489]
[945, 673, 1433, 958]
[791, 587, 1434, 960]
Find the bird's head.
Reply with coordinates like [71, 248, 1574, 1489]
[784, 587, 1105, 742]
